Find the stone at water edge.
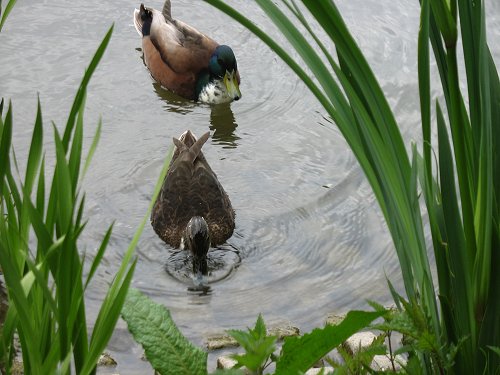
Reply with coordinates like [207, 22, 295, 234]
[216, 355, 334, 374]
[206, 322, 300, 350]
[343, 331, 407, 371]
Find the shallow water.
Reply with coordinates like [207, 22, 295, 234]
[1, 0, 499, 373]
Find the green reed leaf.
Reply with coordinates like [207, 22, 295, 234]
[24, 97, 43, 195]
[63, 24, 113, 150]
[0, 102, 12, 196]
[82, 117, 102, 180]
[0, 0, 17, 32]
[53, 126, 74, 234]
[68, 96, 84, 194]
[84, 223, 113, 290]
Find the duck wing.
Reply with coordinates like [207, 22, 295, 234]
[151, 132, 234, 247]
[149, 9, 218, 74]
[135, 4, 218, 99]
[192, 159, 235, 246]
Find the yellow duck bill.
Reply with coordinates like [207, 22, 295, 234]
[224, 70, 242, 101]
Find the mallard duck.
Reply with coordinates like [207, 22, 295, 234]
[151, 130, 235, 277]
[133, 0, 242, 103]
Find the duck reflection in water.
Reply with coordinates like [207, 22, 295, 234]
[151, 130, 236, 287]
[209, 102, 240, 148]
[151, 82, 241, 147]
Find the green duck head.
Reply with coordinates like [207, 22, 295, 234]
[184, 216, 210, 278]
[197, 45, 241, 103]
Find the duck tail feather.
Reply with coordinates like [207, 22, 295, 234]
[133, 7, 143, 37]
[162, 0, 172, 20]
[189, 132, 210, 158]
[172, 137, 188, 152]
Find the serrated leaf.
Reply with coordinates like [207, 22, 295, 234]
[230, 335, 276, 372]
[227, 314, 277, 373]
[122, 288, 207, 375]
[227, 329, 253, 351]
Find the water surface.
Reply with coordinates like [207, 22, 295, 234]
[1, 0, 499, 373]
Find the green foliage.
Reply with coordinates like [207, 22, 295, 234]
[0, 0, 18, 32]
[121, 288, 208, 375]
[0, 25, 172, 374]
[275, 310, 385, 375]
[227, 314, 277, 374]
[122, 291, 390, 375]
[329, 334, 386, 375]
[203, 0, 500, 373]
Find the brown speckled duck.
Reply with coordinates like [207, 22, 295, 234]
[133, 0, 242, 103]
[151, 130, 235, 277]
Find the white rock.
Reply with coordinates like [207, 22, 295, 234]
[343, 331, 377, 354]
[217, 355, 238, 369]
[344, 332, 407, 371]
[305, 367, 334, 374]
[372, 354, 407, 371]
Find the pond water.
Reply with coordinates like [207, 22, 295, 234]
[1, 0, 499, 373]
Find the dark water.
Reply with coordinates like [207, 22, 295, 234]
[1, 0, 499, 373]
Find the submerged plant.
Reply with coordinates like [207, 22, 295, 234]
[203, 0, 500, 373]
[0, 26, 171, 374]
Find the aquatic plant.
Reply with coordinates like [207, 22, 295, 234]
[226, 314, 277, 374]
[0, 27, 171, 374]
[202, 0, 500, 373]
[121, 288, 385, 375]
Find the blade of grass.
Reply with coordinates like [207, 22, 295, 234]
[63, 25, 113, 150]
[81, 118, 102, 180]
[84, 223, 114, 290]
[0, 0, 17, 32]
[0, 102, 13, 196]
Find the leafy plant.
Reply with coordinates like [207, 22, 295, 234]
[122, 288, 385, 375]
[0, 26, 172, 374]
[329, 334, 386, 375]
[274, 310, 385, 375]
[203, 0, 500, 373]
[227, 314, 277, 374]
[122, 288, 208, 375]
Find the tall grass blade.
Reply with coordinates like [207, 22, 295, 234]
[63, 25, 113, 150]
[0, 102, 12, 195]
[84, 223, 113, 290]
[24, 97, 43, 195]
[82, 118, 102, 180]
[0, 0, 17, 32]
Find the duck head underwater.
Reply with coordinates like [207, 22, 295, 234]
[151, 131, 235, 281]
[133, 0, 242, 103]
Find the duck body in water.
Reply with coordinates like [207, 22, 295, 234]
[133, 0, 242, 103]
[151, 130, 235, 278]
